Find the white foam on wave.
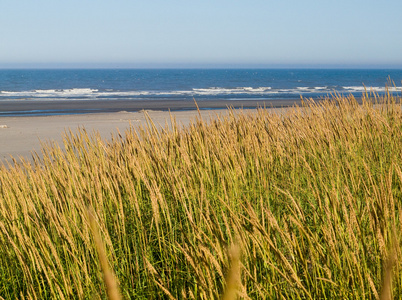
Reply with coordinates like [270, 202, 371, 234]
[61, 88, 98, 95]
[343, 86, 371, 92]
[297, 87, 311, 91]
[98, 91, 151, 96]
[0, 88, 99, 98]
[33, 89, 58, 94]
[192, 87, 273, 95]
[343, 86, 402, 93]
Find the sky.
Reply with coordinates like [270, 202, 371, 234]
[1, 0, 402, 68]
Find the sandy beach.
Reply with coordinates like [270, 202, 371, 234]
[0, 108, 261, 166]
[0, 110, 206, 164]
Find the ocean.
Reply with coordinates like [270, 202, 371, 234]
[0, 69, 401, 116]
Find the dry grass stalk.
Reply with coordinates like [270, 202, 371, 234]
[222, 243, 241, 300]
[0, 91, 401, 298]
[88, 209, 122, 300]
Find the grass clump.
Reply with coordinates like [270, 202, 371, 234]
[1, 92, 402, 299]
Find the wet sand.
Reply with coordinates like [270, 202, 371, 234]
[0, 98, 302, 116]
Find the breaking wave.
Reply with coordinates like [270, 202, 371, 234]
[0, 86, 400, 101]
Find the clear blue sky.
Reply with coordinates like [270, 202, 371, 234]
[1, 0, 401, 68]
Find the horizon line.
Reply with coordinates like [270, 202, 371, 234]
[1, 62, 402, 70]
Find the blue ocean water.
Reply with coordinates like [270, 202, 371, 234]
[0, 69, 401, 102]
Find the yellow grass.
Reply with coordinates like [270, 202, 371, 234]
[0, 91, 402, 299]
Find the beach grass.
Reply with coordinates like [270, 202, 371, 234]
[0, 91, 402, 299]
